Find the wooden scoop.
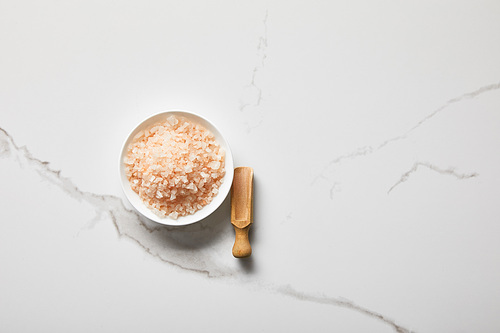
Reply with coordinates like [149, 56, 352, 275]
[231, 167, 254, 258]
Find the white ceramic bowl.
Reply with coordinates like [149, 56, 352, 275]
[119, 110, 234, 226]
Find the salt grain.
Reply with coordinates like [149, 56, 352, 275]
[125, 115, 225, 219]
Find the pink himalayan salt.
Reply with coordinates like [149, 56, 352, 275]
[125, 115, 225, 219]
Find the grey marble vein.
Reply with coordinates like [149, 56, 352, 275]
[311, 146, 373, 185]
[276, 285, 414, 333]
[405, 82, 500, 136]
[0, 126, 412, 332]
[239, 10, 268, 132]
[388, 162, 478, 194]
[240, 9, 267, 111]
[313, 81, 500, 186]
[257, 9, 268, 66]
[329, 182, 341, 199]
[0, 127, 235, 277]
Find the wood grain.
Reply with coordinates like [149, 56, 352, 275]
[230, 167, 254, 258]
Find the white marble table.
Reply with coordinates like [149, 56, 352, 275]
[1, 1, 500, 332]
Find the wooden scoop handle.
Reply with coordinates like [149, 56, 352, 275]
[231, 167, 254, 258]
[232, 225, 252, 258]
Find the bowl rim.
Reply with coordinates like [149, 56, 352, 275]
[119, 109, 234, 226]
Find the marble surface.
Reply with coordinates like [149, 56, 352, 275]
[1, 1, 500, 332]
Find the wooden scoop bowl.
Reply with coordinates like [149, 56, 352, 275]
[231, 167, 254, 258]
